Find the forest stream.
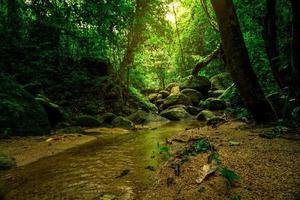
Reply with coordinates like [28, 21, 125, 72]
[0, 121, 203, 200]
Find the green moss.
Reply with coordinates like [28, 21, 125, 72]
[74, 115, 102, 127]
[128, 86, 157, 112]
[111, 116, 134, 129]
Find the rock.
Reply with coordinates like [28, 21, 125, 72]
[128, 110, 168, 124]
[196, 110, 216, 121]
[170, 86, 180, 95]
[100, 113, 117, 124]
[112, 116, 134, 128]
[148, 93, 159, 102]
[207, 117, 225, 126]
[210, 72, 232, 90]
[156, 98, 165, 106]
[160, 107, 192, 121]
[186, 106, 202, 116]
[159, 90, 170, 98]
[208, 90, 225, 98]
[166, 83, 180, 91]
[35, 94, 64, 127]
[75, 115, 102, 127]
[180, 76, 211, 94]
[0, 153, 16, 170]
[166, 104, 187, 110]
[156, 94, 163, 100]
[162, 93, 192, 110]
[0, 74, 51, 136]
[202, 98, 227, 110]
[181, 89, 204, 105]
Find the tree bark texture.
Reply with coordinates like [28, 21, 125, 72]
[211, 0, 276, 123]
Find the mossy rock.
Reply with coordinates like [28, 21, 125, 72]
[159, 90, 170, 98]
[181, 89, 204, 105]
[196, 110, 216, 121]
[0, 74, 51, 136]
[112, 116, 134, 129]
[75, 115, 102, 127]
[100, 112, 117, 124]
[201, 98, 227, 110]
[160, 107, 192, 121]
[128, 110, 168, 124]
[186, 106, 202, 116]
[35, 94, 64, 127]
[166, 83, 180, 91]
[207, 116, 225, 126]
[180, 76, 211, 94]
[162, 93, 192, 110]
[0, 153, 16, 170]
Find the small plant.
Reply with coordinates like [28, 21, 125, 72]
[190, 138, 210, 154]
[230, 195, 241, 200]
[209, 151, 221, 165]
[157, 142, 171, 160]
[219, 167, 240, 188]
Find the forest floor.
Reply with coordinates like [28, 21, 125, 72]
[0, 133, 97, 166]
[141, 121, 300, 200]
[1, 122, 300, 200]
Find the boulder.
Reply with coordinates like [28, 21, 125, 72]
[202, 98, 227, 110]
[180, 76, 211, 94]
[208, 90, 225, 98]
[170, 86, 180, 95]
[156, 94, 163, 100]
[0, 74, 51, 137]
[159, 90, 170, 98]
[181, 89, 203, 105]
[162, 93, 192, 110]
[186, 106, 202, 116]
[0, 153, 16, 170]
[207, 117, 226, 126]
[35, 95, 64, 127]
[75, 115, 102, 127]
[100, 112, 117, 124]
[210, 72, 232, 90]
[166, 83, 180, 91]
[112, 116, 134, 129]
[128, 110, 168, 124]
[196, 110, 216, 121]
[160, 107, 192, 121]
[148, 93, 159, 102]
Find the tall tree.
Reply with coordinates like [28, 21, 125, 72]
[263, 0, 284, 88]
[211, 0, 276, 123]
[291, 0, 300, 103]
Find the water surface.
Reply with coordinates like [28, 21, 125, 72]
[0, 121, 202, 200]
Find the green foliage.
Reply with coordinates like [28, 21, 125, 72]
[128, 86, 157, 112]
[230, 195, 241, 200]
[219, 167, 240, 187]
[74, 115, 102, 127]
[190, 138, 210, 154]
[157, 143, 171, 160]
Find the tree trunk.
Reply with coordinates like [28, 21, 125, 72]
[263, 0, 284, 88]
[291, 0, 300, 103]
[119, 0, 149, 83]
[211, 0, 276, 123]
[192, 45, 221, 76]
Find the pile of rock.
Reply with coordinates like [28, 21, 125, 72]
[147, 75, 230, 123]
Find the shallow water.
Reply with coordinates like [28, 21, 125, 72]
[0, 121, 203, 200]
